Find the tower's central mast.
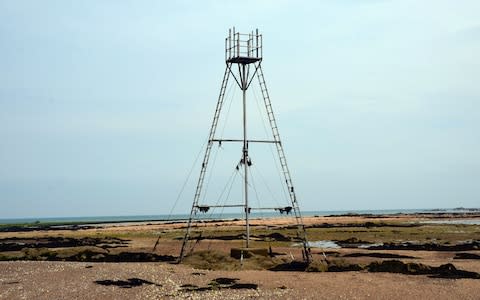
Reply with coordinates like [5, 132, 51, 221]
[241, 63, 250, 247]
[226, 27, 263, 248]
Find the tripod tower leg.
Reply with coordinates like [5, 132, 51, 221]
[179, 64, 231, 262]
[256, 63, 312, 262]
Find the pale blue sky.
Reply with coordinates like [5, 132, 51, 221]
[1, 1, 479, 218]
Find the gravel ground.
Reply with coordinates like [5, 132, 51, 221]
[1, 261, 479, 299]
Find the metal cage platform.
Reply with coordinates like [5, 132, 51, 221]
[225, 28, 262, 64]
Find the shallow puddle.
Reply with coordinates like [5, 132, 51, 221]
[307, 240, 341, 249]
[301, 240, 384, 249]
[420, 219, 480, 225]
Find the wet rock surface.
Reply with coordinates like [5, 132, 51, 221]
[343, 252, 416, 259]
[67, 250, 176, 262]
[309, 222, 421, 229]
[12, 249, 177, 262]
[454, 252, 480, 259]
[0, 224, 94, 232]
[256, 232, 292, 242]
[270, 259, 480, 279]
[0, 237, 176, 262]
[367, 260, 480, 279]
[0, 237, 129, 252]
[368, 240, 480, 251]
[269, 261, 310, 272]
[336, 237, 375, 248]
[174, 232, 295, 242]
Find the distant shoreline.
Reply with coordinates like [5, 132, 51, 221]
[1, 208, 479, 230]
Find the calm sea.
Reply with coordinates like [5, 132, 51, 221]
[0, 208, 473, 225]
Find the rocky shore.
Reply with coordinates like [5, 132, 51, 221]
[1, 212, 479, 299]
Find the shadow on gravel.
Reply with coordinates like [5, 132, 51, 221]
[94, 278, 161, 289]
[180, 277, 258, 292]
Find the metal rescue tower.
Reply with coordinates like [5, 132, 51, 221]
[179, 28, 311, 263]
